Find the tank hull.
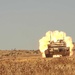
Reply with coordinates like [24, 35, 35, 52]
[45, 40, 70, 57]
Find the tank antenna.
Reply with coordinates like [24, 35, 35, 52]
[63, 33, 64, 40]
[50, 31, 51, 42]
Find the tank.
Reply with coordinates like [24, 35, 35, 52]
[45, 40, 70, 57]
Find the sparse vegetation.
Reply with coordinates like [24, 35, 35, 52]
[0, 50, 75, 75]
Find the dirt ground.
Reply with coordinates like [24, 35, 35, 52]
[0, 50, 75, 75]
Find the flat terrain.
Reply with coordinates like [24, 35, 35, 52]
[0, 50, 75, 75]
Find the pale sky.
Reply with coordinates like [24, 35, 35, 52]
[0, 0, 75, 50]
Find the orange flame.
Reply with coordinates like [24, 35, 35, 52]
[39, 30, 73, 58]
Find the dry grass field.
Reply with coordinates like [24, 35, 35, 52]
[0, 50, 75, 75]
